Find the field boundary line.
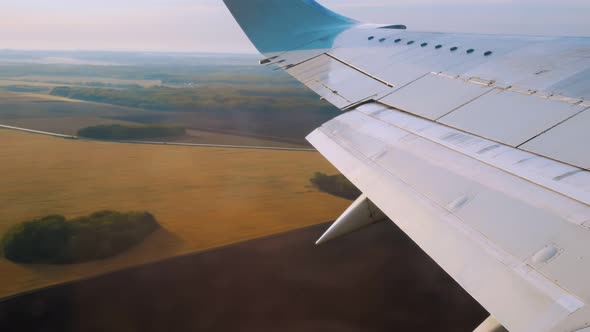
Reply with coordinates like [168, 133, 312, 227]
[0, 124, 317, 152]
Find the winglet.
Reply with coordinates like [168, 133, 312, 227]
[316, 194, 387, 245]
[222, 0, 357, 54]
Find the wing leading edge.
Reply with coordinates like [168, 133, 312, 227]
[222, 1, 590, 331]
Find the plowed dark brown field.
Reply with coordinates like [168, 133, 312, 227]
[0, 222, 488, 332]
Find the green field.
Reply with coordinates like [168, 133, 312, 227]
[0, 51, 340, 146]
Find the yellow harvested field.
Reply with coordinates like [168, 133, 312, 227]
[0, 90, 82, 103]
[0, 129, 349, 298]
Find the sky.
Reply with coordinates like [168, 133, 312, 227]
[0, 0, 589, 53]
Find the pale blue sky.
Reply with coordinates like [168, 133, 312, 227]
[0, 0, 588, 53]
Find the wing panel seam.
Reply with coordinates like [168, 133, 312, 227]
[517, 107, 590, 148]
[356, 103, 590, 210]
[324, 53, 395, 87]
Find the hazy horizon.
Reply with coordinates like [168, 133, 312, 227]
[1, 0, 589, 53]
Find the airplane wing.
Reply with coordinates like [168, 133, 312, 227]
[222, 1, 590, 331]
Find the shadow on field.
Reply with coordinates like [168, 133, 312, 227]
[0, 221, 488, 332]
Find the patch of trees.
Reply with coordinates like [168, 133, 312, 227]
[49, 85, 339, 115]
[0, 85, 47, 93]
[77, 124, 186, 140]
[80, 82, 143, 89]
[1, 211, 160, 264]
[310, 172, 361, 201]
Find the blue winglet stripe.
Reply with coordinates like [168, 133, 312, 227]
[222, 0, 357, 54]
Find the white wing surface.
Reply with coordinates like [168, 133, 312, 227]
[222, 1, 590, 331]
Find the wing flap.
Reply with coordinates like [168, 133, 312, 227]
[307, 103, 590, 332]
[286, 54, 392, 108]
[379, 73, 494, 120]
[522, 109, 590, 170]
[437, 89, 585, 147]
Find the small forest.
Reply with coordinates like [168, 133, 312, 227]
[310, 172, 361, 201]
[2, 211, 160, 264]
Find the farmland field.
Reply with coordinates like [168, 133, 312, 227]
[0, 51, 341, 147]
[0, 129, 349, 299]
[0, 91, 311, 147]
[3, 76, 162, 88]
[0, 51, 349, 299]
